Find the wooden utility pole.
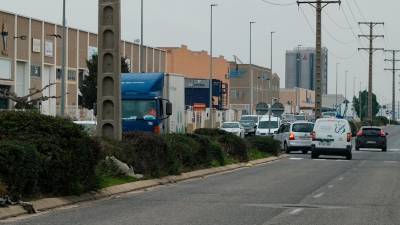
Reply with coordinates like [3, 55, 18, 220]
[358, 22, 384, 123]
[297, 0, 341, 119]
[384, 50, 400, 121]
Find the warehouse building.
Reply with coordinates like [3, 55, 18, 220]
[0, 9, 167, 119]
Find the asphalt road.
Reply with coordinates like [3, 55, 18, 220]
[4, 126, 400, 225]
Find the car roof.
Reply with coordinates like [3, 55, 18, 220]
[361, 126, 382, 129]
[292, 120, 313, 124]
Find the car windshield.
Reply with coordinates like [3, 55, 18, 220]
[222, 123, 239, 128]
[258, 121, 279, 129]
[241, 116, 258, 123]
[322, 112, 336, 118]
[292, 123, 314, 133]
[362, 128, 381, 136]
[240, 120, 254, 127]
[122, 100, 158, 119]
[295, 115, 306, 121]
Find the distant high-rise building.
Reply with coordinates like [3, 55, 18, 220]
[285, 47, 328, 94]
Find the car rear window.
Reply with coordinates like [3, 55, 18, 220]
[362, 128, 381, 136]
[292, 123, 314, 133]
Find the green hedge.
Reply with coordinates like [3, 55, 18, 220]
[245, 136, 281, 156]
[0, 111, 101, 197]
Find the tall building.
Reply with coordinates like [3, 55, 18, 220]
[285, 47, 328, 94]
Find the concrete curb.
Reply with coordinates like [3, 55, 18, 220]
[0, 154, 288, 220]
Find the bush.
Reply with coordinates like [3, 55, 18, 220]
[245, 136, 281, 156]
[0, 141, 41, 197]
[194, 128, 228, 136]
[122, 133, 170, 178]
[0, 111, 101, 196]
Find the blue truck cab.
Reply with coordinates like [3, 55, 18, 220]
[121, 73, 172, 134]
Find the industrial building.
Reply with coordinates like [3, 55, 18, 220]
[0, 9, 167, 119]
[285, 47, 328, 94]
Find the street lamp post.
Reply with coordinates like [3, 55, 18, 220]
[60, 0, 66, 116]
[345, 70, 348, 102]
[335, 63, 339, 108]
[209, 4, 217, 128]
[249, 21, 255, 114]
[270, 31, 275, 105]
[140, 0, 144, 72]
[359, 81, 362, 121]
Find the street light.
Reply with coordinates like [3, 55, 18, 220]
[140, 0, 144, 73]
[60, 0, 67, 116]
[249, 21, 255, 114]
[336, 62, 340, 107]
[345, 70, 348, 102]
[270, 31, 276, 105]
[209, 3, 217, 128]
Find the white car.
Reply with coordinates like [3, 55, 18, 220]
[220, 122, 245, 138]
[311, 118, 353, 160]
[275, 121, 314, 154]
[256, 116, 280, 136]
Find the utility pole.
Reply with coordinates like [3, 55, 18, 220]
[297, 0, 341, 119]
[358, 22, 384, 123]
[140, 0, 144, 72]
[249, 21, 255, 114]
[335, 62, 339, 108]
[270, 31, 275, 105]
[60, 0, 66, 116]
[345, 70, 348, 102]
[384, 49, 400, 122]
[209, 4, 217, 128]
[359, 81, 362, 121]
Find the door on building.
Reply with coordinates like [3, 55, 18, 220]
[0, 85, 10, 110]
[42, 66, 56, 116]
[16, 61, 29, 97]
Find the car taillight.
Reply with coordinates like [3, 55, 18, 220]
[311, 131, 316, 141]
[347, 132, 352, 142]
[357, 131, 363, 137]
[380, 130, 386, 137]
[289, 132, 295, 140]
[153, 125, 161, 134]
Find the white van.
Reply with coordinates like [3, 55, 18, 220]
[256, 116, 280, 136]
[311, 118, 353, 160]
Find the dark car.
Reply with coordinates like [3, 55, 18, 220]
[240, 120, 256, 136]
[355, 126, 388, 152]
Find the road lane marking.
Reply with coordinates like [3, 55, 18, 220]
[328, 185, 334, 189]
[313, 192, 325, 198]
[384, 161, 397, 163]
[338, 177, 344, 181]
[289, 208, 304, 215]
[289, 158, 303, 160]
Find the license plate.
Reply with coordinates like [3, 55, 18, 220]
[320, 141, 331, 146]
[367, 141, 376, 144]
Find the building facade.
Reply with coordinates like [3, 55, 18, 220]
[0, 9, 167, 119]
[162, 45, 230, 109]
[228, 63, 280, 114]
[285, 47, 328, 94]
[280, 88, 315, 114]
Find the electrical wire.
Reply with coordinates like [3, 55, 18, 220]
[325, 10, 356, 30]
[351, 0, 366, 21]
[260, 0, 297, 6]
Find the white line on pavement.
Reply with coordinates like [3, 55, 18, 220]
[328, 185, 334, 189]
[313, 192, 325, 198]
[289, 208, 304, 215]
[338, 177, 344, 181]
[289, 158, 303, 160]
[384, 161, 397, 163]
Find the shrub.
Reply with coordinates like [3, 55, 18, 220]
[194, 128, 228, 137]
[0, 111, 101, 196]
[122, 133, 170, 178]
[245, 136, 281, 156]
[0, 141, 41, 197]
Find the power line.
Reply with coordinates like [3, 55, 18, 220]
[325, 10, 356, 30]
[351, 0, 366, 21]
[260, 0, 296, 6]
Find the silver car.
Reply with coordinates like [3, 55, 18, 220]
[274, 121, 314, 154]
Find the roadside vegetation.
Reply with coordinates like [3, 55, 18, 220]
[0, 111, 281, 199]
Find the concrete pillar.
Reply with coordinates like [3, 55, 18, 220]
[97, 0, 122, 140]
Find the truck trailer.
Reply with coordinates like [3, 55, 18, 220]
[121, 73, 185, 134]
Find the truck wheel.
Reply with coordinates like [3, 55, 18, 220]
[311, 151, 319, 159]
[346, 153, 352, 160]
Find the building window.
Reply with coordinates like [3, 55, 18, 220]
[0, 59, 11, 80]
[68, 70, 77, 81]
[79, 69, 89, 89]
[31, 65, 41, 78]
[56, 68, 62, 80]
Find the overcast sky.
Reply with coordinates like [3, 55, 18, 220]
[1, 0, 398, 104]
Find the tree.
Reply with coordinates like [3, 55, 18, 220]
[80, 55, 131, 110]
[0, 83, 60, 110]
[353, 90, 381, 120]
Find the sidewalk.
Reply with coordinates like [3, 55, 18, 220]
[0, 154, 288, 220]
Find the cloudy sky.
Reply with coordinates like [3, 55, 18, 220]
[1, 0, 398, 104]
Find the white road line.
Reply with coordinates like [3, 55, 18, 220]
[289, 208, 304, 215]
[289, 158, 303, 160]
[384, 161, 397, 164]
[313, 192, 325, 198]
[328, 185, 334, 189]
[338, 177, 344, 181]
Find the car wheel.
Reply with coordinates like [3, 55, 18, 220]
[284, 142, 290, 154]
[302, 150, 308, 154]
[382, 147, 387, 152]
[355, 145, 360, 151]
[311, 151, 319, 159]
[346, 153, 352, 160]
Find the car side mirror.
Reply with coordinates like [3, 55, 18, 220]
[166, 102, 173, 116]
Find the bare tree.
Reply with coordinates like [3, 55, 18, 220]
[0, 83, 64, 110]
